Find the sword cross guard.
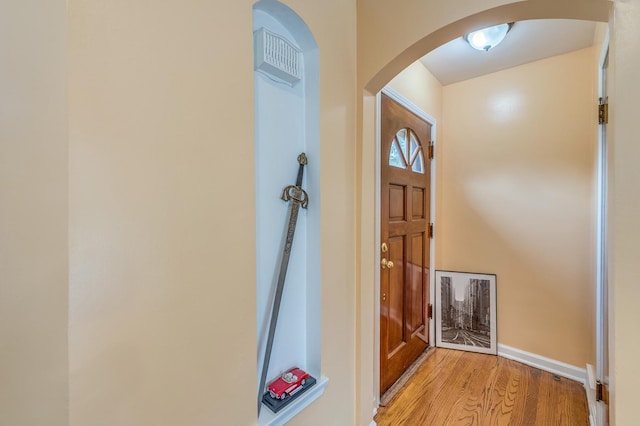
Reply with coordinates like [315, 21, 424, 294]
[281, 185, 309, 209]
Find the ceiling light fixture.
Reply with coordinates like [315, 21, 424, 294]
[465, 23, 513, 52]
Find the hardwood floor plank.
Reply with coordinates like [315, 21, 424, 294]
[484, 354, 513, 425]
[404, 350, 471, 425]
[505, 360, 537, 426]
[534, 365, 555, 425]
[374, 348, 589, 426]
[450, 353, 498, 425]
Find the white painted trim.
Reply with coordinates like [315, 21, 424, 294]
[373, 92, 382, 407]
[598, 28, 610, 79]
[592, 25, 610, 426]
[258, 377, 329, 426]
[587, 363, 597, 389]
[497, 344, 586, 383]
[595, 23, 610, 388]
[381, 86, 437, 125]
[586, 364, 597, 426]
[369, 406, 378, 426]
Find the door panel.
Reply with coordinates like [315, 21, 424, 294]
[412, 188, 425, 219]
[387, 236, 405, 355]
[411, 233, 424, 333]
[389, 185, 406, 222]
[380, 93, 432, 394]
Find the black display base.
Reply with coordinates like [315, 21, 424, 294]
[262, 376, 317, 414]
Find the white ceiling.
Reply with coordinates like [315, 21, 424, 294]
[420, 19, 597, 86]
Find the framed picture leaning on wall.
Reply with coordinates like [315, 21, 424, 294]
[435, 270, 497, 355]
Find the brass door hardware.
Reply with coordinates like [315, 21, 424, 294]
[381, 258, 394, 269]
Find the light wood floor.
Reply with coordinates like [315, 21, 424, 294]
[375, 348, 589, 426]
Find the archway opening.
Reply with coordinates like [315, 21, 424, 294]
[357, 2, 610, 424]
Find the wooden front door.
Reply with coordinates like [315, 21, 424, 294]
[380, 93, 432, 395]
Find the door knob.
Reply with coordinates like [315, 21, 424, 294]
[381, 258, 394, 269]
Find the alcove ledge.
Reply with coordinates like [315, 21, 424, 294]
[258, 377, 329, 426]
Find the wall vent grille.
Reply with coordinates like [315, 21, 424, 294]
[254, 27, 302, 86]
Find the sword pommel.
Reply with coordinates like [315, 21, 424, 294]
[297, 152, 307, 165]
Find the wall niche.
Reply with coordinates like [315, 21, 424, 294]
[253, 1, 325, 425]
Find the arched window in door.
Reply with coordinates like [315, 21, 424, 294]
[389, 128, 425, 173]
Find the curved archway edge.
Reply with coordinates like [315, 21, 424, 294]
[364, 0, 611, 93]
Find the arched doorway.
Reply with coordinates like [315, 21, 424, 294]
[356, 1, 611, 424]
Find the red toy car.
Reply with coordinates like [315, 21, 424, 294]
[267, 367, 310, 400]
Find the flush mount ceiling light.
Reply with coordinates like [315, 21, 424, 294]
[465, 23, 513, 52]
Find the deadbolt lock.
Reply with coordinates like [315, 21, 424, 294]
[381, 258, 394, 269]
[381, 242, 388, 253]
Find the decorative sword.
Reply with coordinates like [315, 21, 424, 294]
[258, 153, 309, 414]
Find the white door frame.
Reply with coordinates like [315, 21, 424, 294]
[595, 27, 610, 426]
[374, 86, 437, 404]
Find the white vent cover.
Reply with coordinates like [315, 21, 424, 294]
[254, 27, 302, 86]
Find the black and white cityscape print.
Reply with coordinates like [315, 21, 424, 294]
[440, 276, 492, 349]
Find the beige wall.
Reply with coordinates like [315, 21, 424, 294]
[0, 1, 69, 425]
[68, 1, 256, 421]
[442, 48, 597, 367]
[68, 0, 355, 425]
[388, 62, 443, 122]
[284, 1, 357, 424]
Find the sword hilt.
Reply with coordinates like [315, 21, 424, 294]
[281, 185, 309, 209]
[281, 153, 309, 208]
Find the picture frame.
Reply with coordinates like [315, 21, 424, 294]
[435, 270, 497, 355]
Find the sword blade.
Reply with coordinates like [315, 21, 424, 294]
[258, 154, 308, 414]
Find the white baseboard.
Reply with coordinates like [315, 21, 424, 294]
[497, 344, 586, 383]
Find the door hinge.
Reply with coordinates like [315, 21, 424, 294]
[427, 304, 433, 319]
[428, 223, 434, 239]
[428, 142, 435, 160]
[598, 97, 608, 124]
[596, 381, 609, 404]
